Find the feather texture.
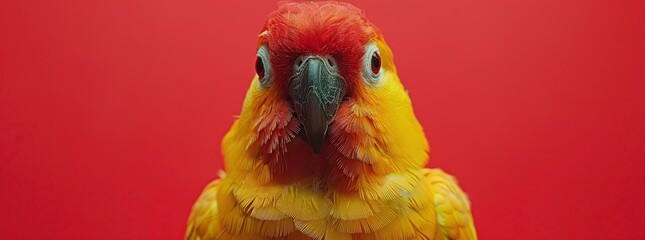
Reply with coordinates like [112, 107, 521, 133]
[186, 2, 476, 239]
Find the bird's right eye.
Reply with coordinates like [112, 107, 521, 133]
[256, 45, 272, 87]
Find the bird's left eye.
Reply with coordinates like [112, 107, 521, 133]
[256, 45, 272, 87]
[362, 44, 382, 84]
[255, 56, 265, 79]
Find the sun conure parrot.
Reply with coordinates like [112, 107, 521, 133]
[186, 2, 477, 240]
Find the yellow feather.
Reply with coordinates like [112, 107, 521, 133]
[329, 201, 398, 233]
[249, 205, 289, 221]
[255, 217, 296, 237]
[275, 186, 332, 221]
[293, 218, 326, 239]
[323, 228, 353, 240]
[330, 194, 386, 220]
[233, 182, 284, 210]
[425, 169, 478, 240]
[373, 207, 416, 240]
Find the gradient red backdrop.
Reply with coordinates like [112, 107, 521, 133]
[1, 0, 644, 239]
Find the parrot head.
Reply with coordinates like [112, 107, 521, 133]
[256, 1, 385, 154]
[225, 2, 428, 180]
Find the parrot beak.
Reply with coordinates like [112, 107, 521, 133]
[289, 56, 346, 154]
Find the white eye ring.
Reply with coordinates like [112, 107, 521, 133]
[362, 44, 383, 85]
[255, 45, 272, 87]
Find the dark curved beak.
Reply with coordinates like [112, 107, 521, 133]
[289, 56, 345, 154]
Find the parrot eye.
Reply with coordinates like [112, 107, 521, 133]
[256, 45, 272, 87]
[370, 52, 381, 75]
[255, 56, 264, 79]
[362, 44, 382, 84]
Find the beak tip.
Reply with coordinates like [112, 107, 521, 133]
[305, 124, 326, 154]
[310, 139, 323, 154]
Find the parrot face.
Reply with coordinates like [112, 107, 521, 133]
[251, 2, 417, 160]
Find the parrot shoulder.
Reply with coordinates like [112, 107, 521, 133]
[185, 178, 223, 240]
[422, 168, 478, 240]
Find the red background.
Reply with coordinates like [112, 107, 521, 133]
[1, 0, 644, 239]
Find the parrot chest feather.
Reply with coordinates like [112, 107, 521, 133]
[187, 165, 476, 240]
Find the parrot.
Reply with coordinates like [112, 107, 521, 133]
[186, 2, 477, 240]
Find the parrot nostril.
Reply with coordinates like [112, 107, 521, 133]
[327, 58, 334, 67]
